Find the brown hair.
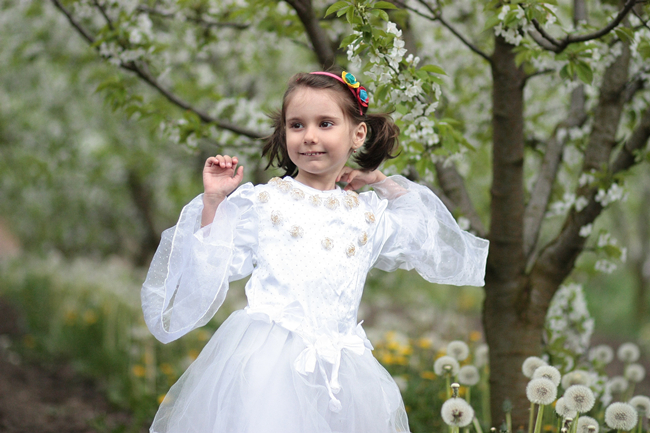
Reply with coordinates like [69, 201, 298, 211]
[262, 71, 400, 177]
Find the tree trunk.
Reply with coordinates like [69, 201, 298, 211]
[484, 35, 530, 428]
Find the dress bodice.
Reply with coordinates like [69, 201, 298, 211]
[244, 177, 382, 338]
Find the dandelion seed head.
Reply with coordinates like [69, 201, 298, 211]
[589, 345, 614, 364]
[458, 365, 480, 386]
[576, 416, 599, 433]
[474, 344, 489, 368]
[526, 378, 558, 405]
[523, 356, 548, 378]
[447, 340, 470, 361]
[561, 370, 591, 389]
[605, 402, 638, 430]
[564, 385, 596, 413]
[434, 355, 460, 376]
[628, 395, 650, 417]
[533, 365, 562, 386]
[555, 397, 578, 419]
[617, 343, 640, 363]
[625, 364, 646, 383]
[441, 398, 474, 427]
[607, 376, 629, 394]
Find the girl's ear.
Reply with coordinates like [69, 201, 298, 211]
[352, 122, 367, 149]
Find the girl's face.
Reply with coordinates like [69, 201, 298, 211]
[285, 87, 366, 190]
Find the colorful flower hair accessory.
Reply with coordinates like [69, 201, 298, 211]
[309, 71, 369, 115]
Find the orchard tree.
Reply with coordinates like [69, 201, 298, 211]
[40, 0, 650, 427]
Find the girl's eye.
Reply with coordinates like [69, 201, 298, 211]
[289, 122, 303, 129]
[320, 121, 333, 128]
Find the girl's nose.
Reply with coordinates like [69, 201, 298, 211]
[303, 125, 318, 144]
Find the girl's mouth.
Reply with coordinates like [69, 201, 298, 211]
[302, 152, 325, 156]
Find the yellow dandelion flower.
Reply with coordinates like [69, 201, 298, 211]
[385, 331, 397, 341]
[420, 371, 436, 380]
[188, 349, 199, 360]
[64, 310, 77, 324]
[395, 356, 408, 365]
[159, 363, 174, 376]
[197, 330, 211, 342]
[543, 425, 554, 432]
[405, 405, 411, 413]
[144, 351, 154, 365]
[417, 338, 433, 349]
[387, 341, 401, 351]
[83, 310, 98, 325]
[381, 353, 396, 365]
[399, 345, 413, 356]
[157, 394, 166, 404]
[132, 364, 146, 378]
[469, 331, 482, 342]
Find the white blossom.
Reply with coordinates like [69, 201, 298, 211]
[594, 259, 616, 274]
[576, 416, 599, 433]
[447, 341, 470, 361]
[618, 343, 640, 363]
[628, 395, 650, 417]
[589, 344, 614, 364]
[434, 355, 460, 376]
[562, 370, 592, 389]
[579, 224, 593, 237]
[564, 385, 596, 413]
[555, 397, 578, 419]
[533, 365, 561, 386]
[624, 364, 645, 383]
[522, 356, 548, 378]
[458, 365, 480, 386]
[607, 376, 629, 394]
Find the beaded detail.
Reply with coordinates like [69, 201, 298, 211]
[343, 194, 359, 209]
[289, 225, 304, 238]
[325, 197, 340, 210]
[322, 238, 334, 250]
[345, 244, 356, 257]
[290, 188, 305, 201]
[268, 177, 282, 186]
[309, 195, 322, 207]
[358, 231, 368, 246]
[257, 191, 270, 203]
[278, 180, 292, 192]
[364, 212, 376, 224]
[271, 210, 283, 226]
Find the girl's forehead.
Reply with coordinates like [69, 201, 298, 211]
[286, 87, 344, 113]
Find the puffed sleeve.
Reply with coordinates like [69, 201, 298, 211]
[369, 175, 489, 286]
[141, 183, 257, 343]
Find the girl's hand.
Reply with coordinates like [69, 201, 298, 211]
[336, 166, 387, 191]
[203, 155, 244, 206]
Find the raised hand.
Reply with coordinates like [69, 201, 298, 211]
[201, 155, 244, 227]
[336, 166, 386, 191]
[203, 155, 244, 205]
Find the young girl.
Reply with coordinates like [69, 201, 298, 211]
[142, 71, 489, 433]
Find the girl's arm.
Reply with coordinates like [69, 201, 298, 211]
[201, 155, 244, 227]
[336, 166, 386, 191]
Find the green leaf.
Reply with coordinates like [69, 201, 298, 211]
[374, 1, 398, 9]
[483, 13, 501, 31]
[613, 27, 634, 44]
[575, 61, 593, 84]
[325, 1, 349, 17]
[420, 64, 446, 75]
[370, 9, 390, 21]
[337, 6, 350, 17]
[339, 33, 358, 48]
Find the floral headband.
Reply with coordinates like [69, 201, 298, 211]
[309, 71, 369, 115]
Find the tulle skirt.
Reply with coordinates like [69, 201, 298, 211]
[151, 310, 410, 433]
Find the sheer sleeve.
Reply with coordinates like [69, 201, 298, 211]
[369, 176, 489, 287]
[141, 183, 258, 343]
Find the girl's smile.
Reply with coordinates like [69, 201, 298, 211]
[285, 87, 366, 191]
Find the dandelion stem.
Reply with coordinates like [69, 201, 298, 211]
[467, 387, 472, 406]
[447, 375, 452, 400]
[556, 417, 562, 433]
[473, 417, 484, 433]
[533, 405, 545, 433]
[636, 418, 641, 433]
[570, 414, 580, 433]
[506, 410, 512, 433]
[529, 402, 536, 433]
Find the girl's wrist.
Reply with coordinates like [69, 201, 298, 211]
[371, 171, 387, 184]
[203, 192, 227, 207]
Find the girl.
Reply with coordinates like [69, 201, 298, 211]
[142, 71, 489, 433]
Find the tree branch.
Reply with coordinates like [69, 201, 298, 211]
[524, 84, 587, 261]
[283, 0, 336, 68]
[530, 0, 638, 53]
[50, 0, 264, 139]
[529, 41, 632, 292]
[137, 5, 250, 30]
[393, 0, 492, 63]
[435, 161, 487, 237]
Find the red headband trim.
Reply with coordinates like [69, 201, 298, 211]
[309, 71, 369, 115]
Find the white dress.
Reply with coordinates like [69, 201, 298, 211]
[141, 175, 489, 433]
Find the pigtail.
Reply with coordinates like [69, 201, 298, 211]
[262, 109, 298, 177]
[353, 113, 400, 171]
